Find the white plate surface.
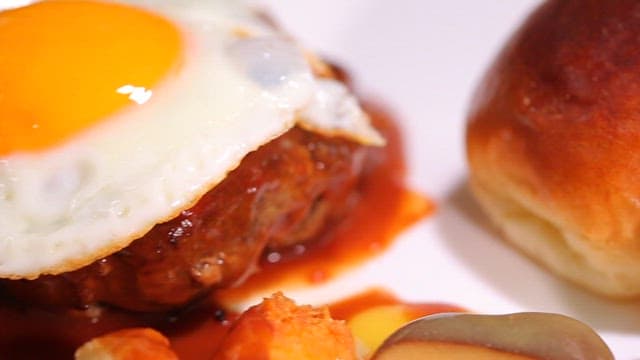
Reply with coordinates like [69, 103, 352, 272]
[257, 1, 640, 358]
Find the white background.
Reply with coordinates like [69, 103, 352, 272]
[257, 0, 640, 358]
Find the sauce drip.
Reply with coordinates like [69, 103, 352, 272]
[215, 102, 434, 305]
[329, 288, 465, 322]
[0, 103, 435, 359]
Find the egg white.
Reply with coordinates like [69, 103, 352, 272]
[0, 0, 382, 278]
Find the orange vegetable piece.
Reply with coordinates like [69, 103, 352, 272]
[74, 328, 178, 360]
[212, 293, 358, 360]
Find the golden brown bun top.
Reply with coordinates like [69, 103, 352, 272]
[467, 0, 640, 255]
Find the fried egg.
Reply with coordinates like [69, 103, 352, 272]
[0, 0, 383, 279]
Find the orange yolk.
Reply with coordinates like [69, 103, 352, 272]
[0, 0, 183, 155]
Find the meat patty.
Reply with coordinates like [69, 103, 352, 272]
[1, 128, 367, 311]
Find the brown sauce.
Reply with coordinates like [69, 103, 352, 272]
[0, 103, 435, 359]
[214, 102, 435, 305]
[328, 288, 465, 322]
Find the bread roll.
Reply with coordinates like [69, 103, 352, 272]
[466, 0, 640, 297]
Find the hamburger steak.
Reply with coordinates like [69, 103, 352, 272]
[1, 127, 367, 311]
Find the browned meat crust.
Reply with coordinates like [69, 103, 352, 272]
[1, 127, 367, 311]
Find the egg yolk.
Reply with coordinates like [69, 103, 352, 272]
[0, 0, 183, 155]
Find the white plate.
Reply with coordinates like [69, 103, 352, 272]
[257, 0, 640, 358]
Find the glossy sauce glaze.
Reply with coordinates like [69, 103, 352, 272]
[214, 101, 435, 305]
[329, 288, 465, 323]
[0, 103, 435, 359]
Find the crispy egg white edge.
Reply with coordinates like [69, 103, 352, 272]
[0, 0, 383, 278]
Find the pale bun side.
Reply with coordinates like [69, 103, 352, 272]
[466, 0, 640, 297]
